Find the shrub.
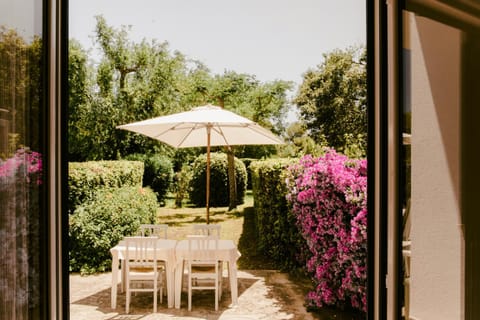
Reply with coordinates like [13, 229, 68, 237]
[68, 160, 143, 213]
[171, 163, 193, 208]
[69, 186, 158, 274]
[125, 153, 174, 204]
[188, 152, 247, 207]
[286, 149, 367, 313]
[250, 158, 305, 271]
[240, 158, 255, 190]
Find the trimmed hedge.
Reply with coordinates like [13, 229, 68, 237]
[250, 158, 306, 271]
[125, 153, 174, 204]
[188, 152, 247, 207]
[68, 160, 143, 213]
[69, 186, 158, 274]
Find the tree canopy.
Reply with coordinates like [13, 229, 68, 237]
[0, 27, 43, 157]
[294, 46, 367, 157]
[68, 16, 293, 162]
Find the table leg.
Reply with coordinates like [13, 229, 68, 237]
[111, 252, 119, 309]
[174, 260, 184, 308]
[165, 261, 174, 308]
[228, 259, 238, 305]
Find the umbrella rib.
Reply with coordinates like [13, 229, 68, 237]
[210, 123, 282, 145]
[151, 124, 182, 140]
[211, 125, 231, 148]
[244, 123, 283, 143]
[175, 124, 200, 147]
[151, 122, 197, 148]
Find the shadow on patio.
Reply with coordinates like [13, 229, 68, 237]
[70, 269, 315, 320]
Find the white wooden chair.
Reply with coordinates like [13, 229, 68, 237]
[124, 236, 164, 313]
[192, 223, 221, 237]
[139, 224, 168, 239]
[139, 224, 169, 289]
[186, 235, 223, 311]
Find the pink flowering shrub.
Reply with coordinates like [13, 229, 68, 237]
[286, 149, 367, 312]
[0, 148, 43, 310]
[0, 148, 43, 187]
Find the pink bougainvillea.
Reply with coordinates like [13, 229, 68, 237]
[0, 148, 43, 186]
[286, 149, 367, 312]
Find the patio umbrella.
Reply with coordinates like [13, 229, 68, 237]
[117, 104, 283, 223]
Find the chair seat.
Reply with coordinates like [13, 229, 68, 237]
[191, 265, 217, 273]
[130, 266, 156, 273]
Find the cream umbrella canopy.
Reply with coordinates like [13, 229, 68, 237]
[117, 104, 283, 223]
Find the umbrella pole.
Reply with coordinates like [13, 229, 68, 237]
[206, 126, 211, 224]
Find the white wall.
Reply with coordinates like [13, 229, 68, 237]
[408, 13, 464, 320]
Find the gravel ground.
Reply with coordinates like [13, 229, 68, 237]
[70, 269, 319, 320]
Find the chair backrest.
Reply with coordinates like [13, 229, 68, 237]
[192, 224, 221, 237]
[139, 224, 168, 239]
[186, 235, 219, 262]
[124, 236, 158, 269]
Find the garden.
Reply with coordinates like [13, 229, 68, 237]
[64, 17, 368, 317]
[67, 148, 367, 318]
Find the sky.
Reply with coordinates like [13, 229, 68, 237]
[69, 0, 366, 88]
[1, 0, 43, 40]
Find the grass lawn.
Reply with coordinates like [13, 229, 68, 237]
[156, 191, 252, 243]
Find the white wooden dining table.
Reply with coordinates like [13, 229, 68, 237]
[174, 239, 241, 309]
[110, 239, 177, 309]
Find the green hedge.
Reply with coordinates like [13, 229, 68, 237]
[250, 158, 306, 271]
[188, 152, 247, 207]
[69, 186, 158, 274]
[125, 153, 174, 204]
[240, 158, 256, 190]
[68, 160, 143, 213]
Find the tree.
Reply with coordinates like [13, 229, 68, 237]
[295, 46, 367, 155]
[92, 15, 187, 159]
[211, 71, 293, 135]
[207, 71, 293, 160]
[68, 16, 194, 160]
[68, 40, 92, 161]
[0, 27, 43, 156]
[278, 121, 327, 158]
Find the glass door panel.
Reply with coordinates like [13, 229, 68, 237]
[0, 1, 47, 318]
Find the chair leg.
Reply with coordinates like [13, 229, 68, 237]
[188, 271, 192, 311]
[153, 281, 158, 313]
[215, 278, 219, 311]
[160, 285, 163, 304]
[126, 287, 130, 314]
[157, 275, 164, 305]
[219, 262, 223, 300]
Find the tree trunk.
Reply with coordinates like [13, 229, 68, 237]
[217, 97, 238, 211]
[227, 147, 237, 211]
